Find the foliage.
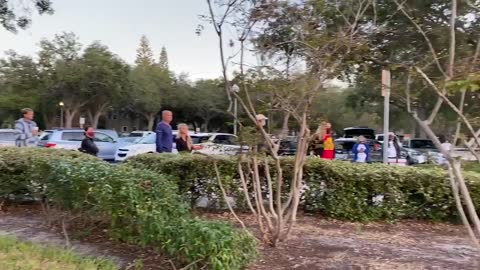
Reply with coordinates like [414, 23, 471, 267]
[129, 36, 174, 130]
[126, 153, 480, 222]
[124, 153, 238, 208]
[0, 235, 117, 270]
[0, 0, 53, 32]
[0, 148, 257, 270]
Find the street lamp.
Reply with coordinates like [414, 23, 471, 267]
[59, 101, 64, 128]
[231, 84, 240, 135]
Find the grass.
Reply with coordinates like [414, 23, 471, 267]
[0, 235, 118, 270]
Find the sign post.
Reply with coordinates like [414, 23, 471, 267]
[79, 117, 86, 129]
[382, 69, 391, 164]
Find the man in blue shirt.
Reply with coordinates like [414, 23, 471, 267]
[155, 110, 173, 153]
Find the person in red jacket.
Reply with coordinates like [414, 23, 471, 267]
[321, 122, 335, 160]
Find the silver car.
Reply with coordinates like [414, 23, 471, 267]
[0, 129, 16, 147]
[37, 129, 121, 161]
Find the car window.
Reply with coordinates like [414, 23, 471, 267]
[138, 134, 156, 144]
[0, 132, 15, 141]
[213, 135, 237, 145]
[61, 132, 84, 141]
[94, 132, 114, 143]
[39, 133, 51, 141]
[411, 140, 435, 149]
[192, 135, 211, 144]
[129, 132, 144, 137]
[335, 141, 356, 151]
[402, 141, 409, 148]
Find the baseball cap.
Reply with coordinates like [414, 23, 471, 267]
[256, 114, 268, 121]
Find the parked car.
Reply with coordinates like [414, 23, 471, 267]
[0, 129, 16, 147]
[375, 133, 401, 144]
[121, 131, 153, 138]
[193, 133, 248, 156]
[334, 138, 382, 162]
[278, 136, 298, 156]
[115, 131, 212, 161]
[343, 127, 375, 139]
[37, 129, 123, 161]
[402, 138, 443, 165]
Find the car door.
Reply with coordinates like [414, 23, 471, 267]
[93, 132, 117, 160]
[0, 131, 15, 147]
[213, 135, 239, 155]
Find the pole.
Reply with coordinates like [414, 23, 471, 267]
[234, 97, 238, 135]
[60, 107, 64, 128]
[382, 69, 391, 164]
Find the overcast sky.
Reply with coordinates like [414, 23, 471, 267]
[0, 0, 240, 80]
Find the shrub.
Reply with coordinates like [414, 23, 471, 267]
[125, 154, 239, 207]
[126, 153, 480, 222]
[0, 148, 257, 270]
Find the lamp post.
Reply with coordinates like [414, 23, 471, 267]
[231, 84, 240, 136]
[59, 101, 64, 128]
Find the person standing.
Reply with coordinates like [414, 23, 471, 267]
[176, 123, 193, 153]
[387, 132, 401, 163]
[439, 135, 452, 151]
[79, 126, 99, 156]
[14, 108, 39, 147]
[155, 110, 173, 153]
[321, 122, 335, 160]
[352, 136, 370, 163]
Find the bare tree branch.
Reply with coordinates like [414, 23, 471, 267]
[393, 0, 448, 78]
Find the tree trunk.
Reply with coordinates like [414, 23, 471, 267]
[64, 109, 79, 128]
[204, 117, 211, 132]
[279, 112, 291, 139]
[146, 113, 156, 131]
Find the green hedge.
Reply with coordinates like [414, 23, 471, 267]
[126, 153, 480, 222]
[0, 148, 257, 270]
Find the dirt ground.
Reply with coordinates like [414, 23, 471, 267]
[1, 205, 479, 270]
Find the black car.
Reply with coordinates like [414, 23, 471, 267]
[278, 137, 298, 156]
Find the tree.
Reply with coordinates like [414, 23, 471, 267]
[207, 0, 375, 246]
[0, 51, 42, 126]
[362, 0, 480, 248]
[159, 46, 169, 70]
[81, 42, 130, 128]
[130, 36, 173, 130]
[0, 0, 53, 32]
[135, 35, 155, 67]
[191, 79, 229, 131]
[38, 32, 88, 128]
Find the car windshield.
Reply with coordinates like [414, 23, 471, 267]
[138, 134, 156, 144]
[117, 137, 140, 143]
[192, 135, 211, 144]
[410, 140, 435, 149]
[128, 132, 145, 137]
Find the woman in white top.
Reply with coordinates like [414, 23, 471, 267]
[439, 135, 452, 152]
[387, 132, 401, 160]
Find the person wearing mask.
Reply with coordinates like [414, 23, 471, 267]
[352, 136, 370, 163]
[79, 126, 99, 156]
[155, 110, 173, 153]
[176, 123, 193, 153]
[321, 122, 335, 160]
[387, 132, 401, 163]
[14, 108, 39, 147]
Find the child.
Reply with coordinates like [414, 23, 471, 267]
[352, 136, 369, 163]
